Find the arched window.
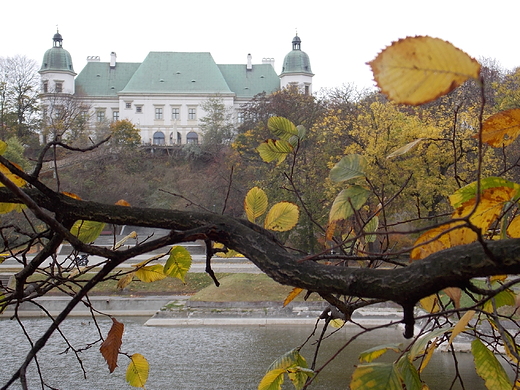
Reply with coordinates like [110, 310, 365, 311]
[153, 131, 165, 145]
[186, 131, 199, 144]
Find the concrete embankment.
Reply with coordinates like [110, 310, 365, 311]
[0, 295, 182, 317]
[0, 294, 404, 327]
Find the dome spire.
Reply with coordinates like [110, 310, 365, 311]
[53, 27, 63, 48]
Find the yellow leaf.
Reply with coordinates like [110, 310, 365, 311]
[358, 344, 401, 363]
[264, 202, 299, 232]
[368, 36, 481, 105]
[0, 203, 25, 214]
[163, 246, 192, 283]
[449, 310, 475, 345]
[283, 287, 303, 307]
[126, 353, 149, 388]
[452, 186, 516, 233]
[257, 139, 293, 165]
[0, 163, 26, 187]
[62, 191, 82, 200]
[478, 108, 520, 147]
[70, 220, 106, 244]
[117, 273, 134, 290]
[410, 222, 477, 260]
[0, 140, 7, 155]
[507, 215, 520, 238]
[213, 242, 244, 258]
[330, 319, 345, 328]
[100, 318, 124, 373]
[258, 368, 286, 390]
[420, 294, 440, 313]
[115, 199, 131, 206]
[134, 264, 167, 283]
[244, 187, 268, 223]
[418, 341, 436, 373]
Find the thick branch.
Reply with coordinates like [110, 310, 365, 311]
[2, 188, 520, 307]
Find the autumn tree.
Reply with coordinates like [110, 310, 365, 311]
[109, 119, 141, 147]
[2, 37, 520, 390]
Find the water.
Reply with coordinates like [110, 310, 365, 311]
[0, 317, 490, 389]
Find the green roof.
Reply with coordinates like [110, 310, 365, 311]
[218, 64, 280, 98]
[75, 62, 140, 97]
[280, 50, 313, 75]
[40, 47, 75, 74]
[121, 52, 232, 94]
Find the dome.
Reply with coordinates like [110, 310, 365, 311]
[40, 31, 75, 74]
[280, 35, 313, 76]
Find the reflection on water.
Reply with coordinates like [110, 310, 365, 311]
[0, 317, 488, 389]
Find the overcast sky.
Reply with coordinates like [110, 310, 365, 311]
[2, 0, 519, 92]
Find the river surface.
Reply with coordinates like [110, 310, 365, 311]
[0, 317, 492, 389]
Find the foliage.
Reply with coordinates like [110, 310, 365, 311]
[0, 55, 40, 141]
[109, 119, 141, 147]
[199, 96, 236, 147]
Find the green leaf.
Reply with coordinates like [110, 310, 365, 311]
[449, 177, 520, 208]
[259, 349, 311, 390]
[163, 246, 192, 283]
[134, 264, 167, 283]
[70, 220, 106, 244]
[350, 363, 402, 390]
[126, 353, 149, 388]
[244, 187, 268, 223]
[397, 356, 423, 390]
[264, 202, 299, 232]
[329, 154, 367, 183]
[386, 138, 425, 159]
[482, 288, 516, 313]
[358, 343, 401, 363]
[471, 338, 512, 390]
[257, 139, 294, 165]
[329, 185, 371, 223]
[364, 216, 379, 243]
[408, 327, 453, 360]
[267, 116, 299, 141]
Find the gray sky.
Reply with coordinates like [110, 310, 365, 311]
[3, 0, 519, 91]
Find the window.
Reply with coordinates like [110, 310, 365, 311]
[237, 111, 244, 123]
[188, 108, 197, 120]
[136, 106, 142, 113]
[96, 110, 105, 122]
[153, 131, 165, 145]
[55, 82, 62, 93]
[186, 131, 199, 144]
[155, 107, 163, 120]
[113, 111, 119, 121]
[43, 82, 48, 93]
[125, 102, 131, 109]
[172, 108, 180, 120]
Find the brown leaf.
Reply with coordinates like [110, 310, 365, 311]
[100, 318, 124, 373]
[115, 199, 131, 207]
[477, 109, 520, 147]
[444, 287, 462, 309]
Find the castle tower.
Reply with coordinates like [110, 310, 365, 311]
[279, 34, 314, 94]
[39, 30, 76, 95]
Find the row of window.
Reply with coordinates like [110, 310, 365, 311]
[124, 103, 197, 121]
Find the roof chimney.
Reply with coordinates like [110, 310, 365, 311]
[246, 53, 252, 70]
[110, 52, 117, 68]
[262, 57, 275, 69]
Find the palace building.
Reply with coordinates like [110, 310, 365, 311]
[39, 31, 313, 145]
